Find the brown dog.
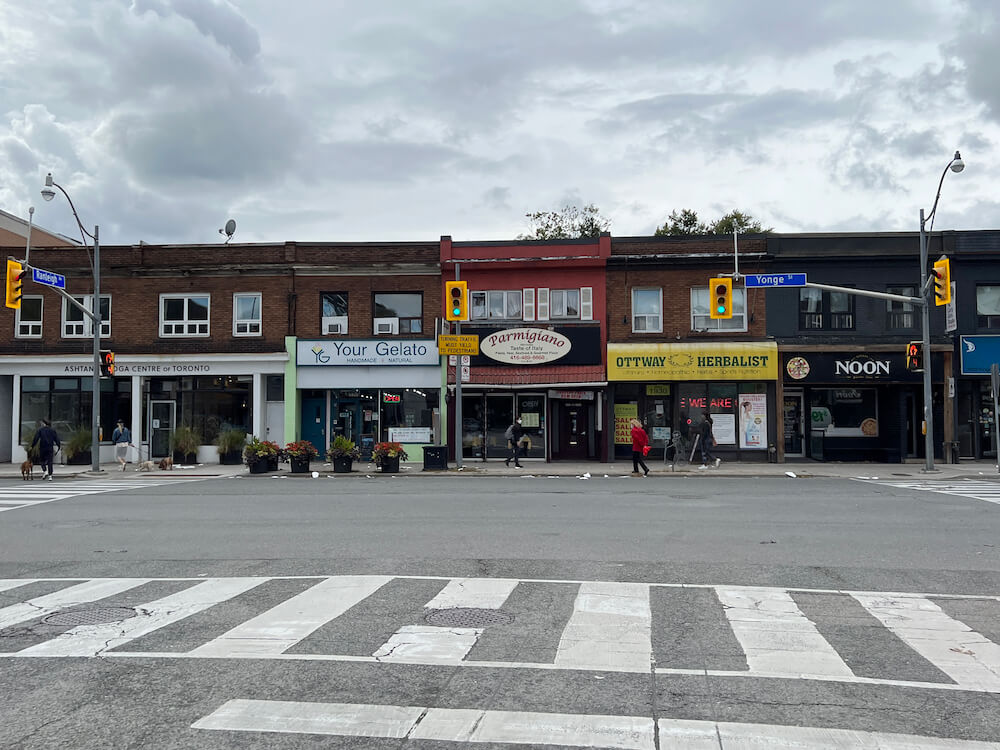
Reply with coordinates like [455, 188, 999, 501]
[20, 460, 33, 480]
[158, 456, 174, 471]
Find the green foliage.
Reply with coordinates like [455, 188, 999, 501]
[371, 441, 409, 466]
[282, 440, 319, 460]
[327, 435, 360, 460]
[64, 427, 92, 459]
[517, 204, 610, 240]
[214, 429, 247, 455]
[654, 208, 771, 236]
[243, 437, 280, 466]
[169, 425, 202, 455]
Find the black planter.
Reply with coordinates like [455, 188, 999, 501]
[248, 461, 270, 474]
[267, 457, 279, 472]
[219, 449, 242, 465]
[332, 456, 354, 474]
[66, 451, 91, 466]
[379, 455, 400, 473]
[289, 457, 311, 474]
[173, 451, 196, 465]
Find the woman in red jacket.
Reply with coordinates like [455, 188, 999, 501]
[630, 418, 650, 476]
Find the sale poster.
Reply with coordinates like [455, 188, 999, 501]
[614, 403, 638, 444]
[738, 393, 767, 449]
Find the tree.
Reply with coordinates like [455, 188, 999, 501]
[517, 204, 611, 240]
[654, 208, 771, 236]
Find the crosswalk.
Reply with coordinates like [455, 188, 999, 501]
[0, 478, 207, 513]
[1, 574, 999, 694]
[856, 477, 1000, 505]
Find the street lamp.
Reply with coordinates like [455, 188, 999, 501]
[41, 173, 102, 473]
[919, 150, 964, 472]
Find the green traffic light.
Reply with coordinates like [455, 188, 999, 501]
[717, 304, 726, 314]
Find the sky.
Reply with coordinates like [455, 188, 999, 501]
[0, 0, 998, 246]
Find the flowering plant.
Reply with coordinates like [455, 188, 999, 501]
[327, 435, 361, 460]
[371, 441, 408, 466]
[243, 437, 280, 466]
[281, 440, 319, 461]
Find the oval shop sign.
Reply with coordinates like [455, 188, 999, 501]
[480, 328, 571, 365]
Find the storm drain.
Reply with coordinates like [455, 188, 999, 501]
[425, 608, 514, 628]
[41, 607, 137, 627]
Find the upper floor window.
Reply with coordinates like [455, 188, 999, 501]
[799, 288, 854, 330]
[631, 288, 662, 333]
[15, 296, 42, 338]
[62, 295, 110, 338]
[471, 291, 522, 321]
[886, 285, 916, 330]
[233, 293, 262, 336]
[977, 285, 1000, 329]
[321, 292, 349, 335]
[160, 294, 210, 337]
[374, 292, 422, 334]
[691, 287, 747, 331]
[550, 289, 580, 319]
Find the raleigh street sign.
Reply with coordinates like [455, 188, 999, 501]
[31, 267, 66, 289]
[744, 273, 807, 287]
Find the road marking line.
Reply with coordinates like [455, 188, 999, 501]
[0, 578, 149, 630]
[852, 593, 1000, 691]
[192, 699, 1000, 748]
[0, 579, 36, 593]
[14, 577, 267, 657]
[187, 575, 392, 657]
[425, 577, 519, 610]
[373, 625, 483, 663]
[716, 587, 854, 678]
[554, 581, 651, 671]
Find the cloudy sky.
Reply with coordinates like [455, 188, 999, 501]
[1, 0, 998, 245]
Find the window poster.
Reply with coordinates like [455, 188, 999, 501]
[712, 414, 736, 445]
[614, 403, 638, 444]
[738, 393, 767, 449]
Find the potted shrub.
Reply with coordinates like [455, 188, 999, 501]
[170, 424, 201, 464]
[215, 429, 246, 465]
[244, 437, 280, 474]
[371, 441, 408, 474]
[326, 435, 360, 474]
[64, 427, 92, 465]
[282, 439, 319, 474]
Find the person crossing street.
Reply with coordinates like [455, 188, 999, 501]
[31, 419, 61, 481]
[112, 419, 134, 471]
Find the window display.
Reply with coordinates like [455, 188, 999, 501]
[809, 388, 877, 437]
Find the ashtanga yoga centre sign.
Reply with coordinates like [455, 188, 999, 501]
[479, 328, 571, 365]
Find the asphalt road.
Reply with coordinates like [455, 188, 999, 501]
[1, 475, 999, 748]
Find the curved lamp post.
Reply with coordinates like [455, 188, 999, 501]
[41, 173, 102, 473]
[919, 151, 964, 472]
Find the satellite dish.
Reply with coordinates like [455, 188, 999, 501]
[218, 219, 237, 244]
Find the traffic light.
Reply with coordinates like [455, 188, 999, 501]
[5, 259, 25, 310]
[99, 350, 115, 378]
[932, 257, 951, 306]
[709, 277, 733, 319]
[906, 341, 923, 372]
[445, 280, 468, 321]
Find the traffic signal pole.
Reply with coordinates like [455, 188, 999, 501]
[453, 264, 462, 469]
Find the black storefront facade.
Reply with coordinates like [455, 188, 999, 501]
[451, 324, 607, 462]
[780, 349, 943, 463]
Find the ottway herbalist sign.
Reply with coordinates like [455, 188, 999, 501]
[479, 328, 571, 365]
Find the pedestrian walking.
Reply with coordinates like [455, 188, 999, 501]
[31, 419, 61, 481]
[504, 418, 523, 468]
[630, 418, 650, 476]
[699, 411, 721, 469]
[111, 419, 133, 471]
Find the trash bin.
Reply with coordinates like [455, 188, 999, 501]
[422, 445, 448, 471]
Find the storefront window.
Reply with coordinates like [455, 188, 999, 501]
[810, 388, 878, 437]
[380, 389, 437, 443]
[18, 376, 128, 446]
[155, 375, 252, 444]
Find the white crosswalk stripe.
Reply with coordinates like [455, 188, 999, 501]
[855, 477, 1000, 505]
[1, 575, 999, 694]
[0, 478, 208, 512]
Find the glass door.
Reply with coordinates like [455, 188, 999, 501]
[783, 392, 804, 457]
[149, 400, 175, 458]
[517, 393, 545, 459]
[485, 394, 514, 459]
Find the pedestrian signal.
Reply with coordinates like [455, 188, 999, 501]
[932, 257, 951, 306]
[445, 280, 468, 321]
[709, 277, 733, 319]
[99, 350, 115, 378]
[5, 259, 25, 310]
[906, 341, 923, 372]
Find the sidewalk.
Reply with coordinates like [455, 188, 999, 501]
[3, 458, 998, 481]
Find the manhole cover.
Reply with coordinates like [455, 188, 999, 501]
[42, 607, 137, 627]
[425, 608, 514, 628]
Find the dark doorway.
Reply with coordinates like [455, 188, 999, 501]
[557, 401, 589, 460]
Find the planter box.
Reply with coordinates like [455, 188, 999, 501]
[331, 456, 354, 474]
[66, 452, 91, 466]
[268, 457, 279, 472]
[173, 451, 196, 465]
[219, 450, 242, 465]
[379, 455, 400, 474]
[289, 457, 311, 474]
[248, 461, 271, 474]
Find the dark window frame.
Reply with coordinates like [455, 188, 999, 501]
[373, 291, 424, 334]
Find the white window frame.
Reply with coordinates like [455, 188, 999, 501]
[233, 292, 262, 336]
[470, 290, 523, 320]
[15, 296, 43, 338]
[160, 294, 210, 337]
[61, 295, 111, 338]
[690, 287, 748, 332]
[631, 288, 662, 333]
[550, 289, 581, 320]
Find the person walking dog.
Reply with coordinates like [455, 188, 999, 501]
[31, 419, 61, 481]
[112, 419, 134, 471]
[630, 418, 650, 476]
[504, 418, 523, 468]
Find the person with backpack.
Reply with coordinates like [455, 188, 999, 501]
[699, 411, 721, 469]
[630, 418, 650, 476]
[504, 418, 523, 468]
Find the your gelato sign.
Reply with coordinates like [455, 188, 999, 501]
[480, 328, 571, 365]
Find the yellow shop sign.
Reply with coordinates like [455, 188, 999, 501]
[608, 342, 778, 381]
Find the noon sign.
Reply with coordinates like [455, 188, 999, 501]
[480, 328, 571, 365]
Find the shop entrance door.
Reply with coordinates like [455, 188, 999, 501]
[558, 401, 589, 460]
[149, 400, 175, 459]
[783, 393, 804, 457]
[301, 396, 327, 454]
[485, 394, 514, 459]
